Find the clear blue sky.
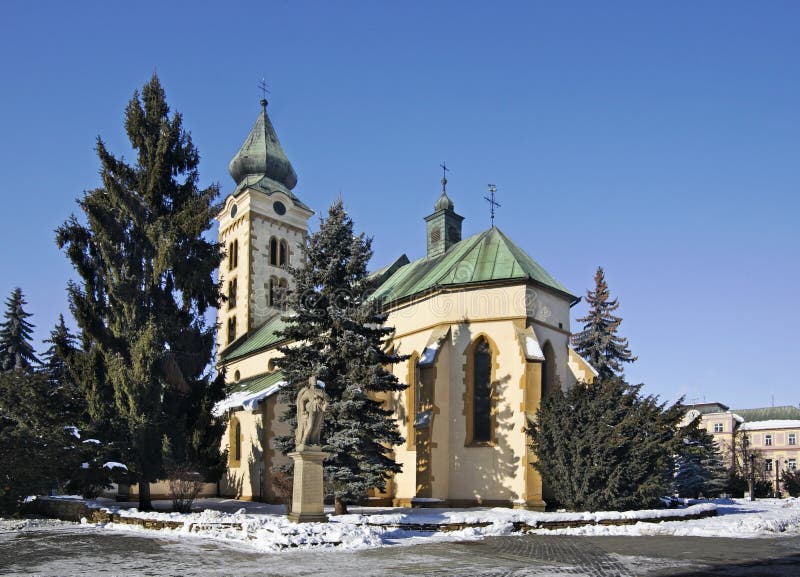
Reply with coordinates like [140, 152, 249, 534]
[1, 1, 797, 409]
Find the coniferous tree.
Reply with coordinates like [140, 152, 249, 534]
[571, 268, 636, 380]
[56, 75, 226, 510]
[276, 200, 407, 514]
[674, 416, 728, 498]
[529, 376, 683, 510]
[781, 468, 800, 497]
[0, 288, 39, 371]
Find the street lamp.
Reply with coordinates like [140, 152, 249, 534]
[775, 459, 781, 498]
[749, 453, 755, 501]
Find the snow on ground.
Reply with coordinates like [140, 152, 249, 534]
[43, 496, 797, 552]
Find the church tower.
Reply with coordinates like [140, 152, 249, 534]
[424, 170, 464, 257]
[217, 98, 313, 350]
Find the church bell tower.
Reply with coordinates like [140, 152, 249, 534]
[217, 98, 314, 350]
[424, 169, 464, 257]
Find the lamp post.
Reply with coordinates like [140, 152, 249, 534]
[749, 453, 755, 501]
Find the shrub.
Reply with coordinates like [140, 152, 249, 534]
[166, 464, 203, 513]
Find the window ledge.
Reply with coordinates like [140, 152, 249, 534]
[465, 441, 495, 448]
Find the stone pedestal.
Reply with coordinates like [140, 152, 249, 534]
[287, 446, 329, 523]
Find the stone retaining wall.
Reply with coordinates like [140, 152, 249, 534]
[22, 497, 717, 536]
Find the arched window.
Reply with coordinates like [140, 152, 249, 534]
[227, 316, 237, 344]
[406, 353, 418, 448]
[279, 240, 288, 267]
[541, 341, 556, 399]
[228, 239, 238, 271]
[229, 418, 242, 466]
[269, 277, 276, 307]
[472, 337, 492, 443]
[278, 278, 289, 310]
[227, 277, 237, 309]
[269, 237, 278, 266]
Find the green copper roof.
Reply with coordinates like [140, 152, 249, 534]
[228, 369, 285, 396]
[229, 100, 297, 190]
[733, 406, 800, 422]
[370, 227, 575, 305]
[221, 314, 288, 362]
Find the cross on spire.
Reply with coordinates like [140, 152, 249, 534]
[484, 184, 501, 227]
[440, 161, 449, 192]
[257, 78, 270, 106]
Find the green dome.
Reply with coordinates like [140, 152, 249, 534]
[228, 100, 297, 190]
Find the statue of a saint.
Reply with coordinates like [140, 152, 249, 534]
[295, 375, 328, 448]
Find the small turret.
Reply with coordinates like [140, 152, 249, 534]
[424, 166, 464, 257]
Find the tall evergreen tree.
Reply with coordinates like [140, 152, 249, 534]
[276, 200, 407, 514]
[0, 287, 39, 371]
[571, 268, 636, 380]
[56, 75, 226, 510]
[529, 376, 683, 510]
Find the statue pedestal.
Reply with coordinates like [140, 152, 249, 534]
[287, 446, 329, 523]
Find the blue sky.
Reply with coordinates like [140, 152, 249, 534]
[1, 1, 797, 409]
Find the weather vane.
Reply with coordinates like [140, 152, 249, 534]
[258, 78, 270, 104]
[484, 184, 500, 227]
[440, 161, 449, 192]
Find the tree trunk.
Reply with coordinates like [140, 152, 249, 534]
[138, 479, 152, 511]
[334, 497, 348, 515]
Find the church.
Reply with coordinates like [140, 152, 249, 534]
[213, 98, 596, 510]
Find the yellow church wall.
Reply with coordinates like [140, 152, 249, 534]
[219, 396, 291, 502]
[224, 349, 282, 384]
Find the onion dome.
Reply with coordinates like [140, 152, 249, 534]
[228, 99, 297, 190]
[434, 191, 455, 212]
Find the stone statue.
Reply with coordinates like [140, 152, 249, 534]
[295, 375, 328, 448]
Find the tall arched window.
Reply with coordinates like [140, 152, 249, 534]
[229, 418, 242, 466]
[471, 337, 492, 443]
[269, 237, 278, 266]
[228, 239, 238, 271]
[541, 341, 556, 398]
[227, 316, 237, 344]
[278, 278, 289, 310]
[279, 240, 288, 267]
[227, 277, 237, 309]
[406, 353, 418, 449]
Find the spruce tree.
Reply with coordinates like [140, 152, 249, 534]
[276, 200, 407, 514]
[56, 75, 226, 510]
[0, 288, 40, 371]
[571, 268, 636, 380]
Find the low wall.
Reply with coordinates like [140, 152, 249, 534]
[128, 482, 218, 500]
[22, 497, 717, 536]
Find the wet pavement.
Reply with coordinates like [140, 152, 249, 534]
[1, 523, 799, 576]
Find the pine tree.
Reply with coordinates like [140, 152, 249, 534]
[56, 75, 226, 510]
[675, 416, 728, 498]
[0, 288, 40, 371]
[276, 200, 407, 514]
[571, 268, 636, 380]
[529, 376, 682, 511]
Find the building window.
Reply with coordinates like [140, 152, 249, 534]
[227, 316, 237, 344]
[279, 240, 288, 267]
[765, 434, 773, 446]
[713, 423, 723, 433]
[406, 354, 418, 449]
[278, 278, 289, 310]
[228, 278, 237, 309]
[472, 337, 492, 443]
[228, 240, 238, 271]
[541, 341, 556, 399]
[789, 459, 797, 471]
[765, 459, 773, 472]
[270, 237, 278, 266]
[789, 433, 797, 446]
[229, 417, 242, 467]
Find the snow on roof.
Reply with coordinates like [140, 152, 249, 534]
[740, 419, 800, 431]
[213, 380, 286, 416]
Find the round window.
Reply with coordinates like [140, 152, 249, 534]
[273, 201, 286, 216]
[234, 370, 241, 382]
[230, 204, 238, 219]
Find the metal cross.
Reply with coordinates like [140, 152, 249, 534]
[440, 161, 449, 192]
[257, 78, 270, 102]
[484, 184, 501, 227]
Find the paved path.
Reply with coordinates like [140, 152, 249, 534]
[1, 525, 799, 576]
